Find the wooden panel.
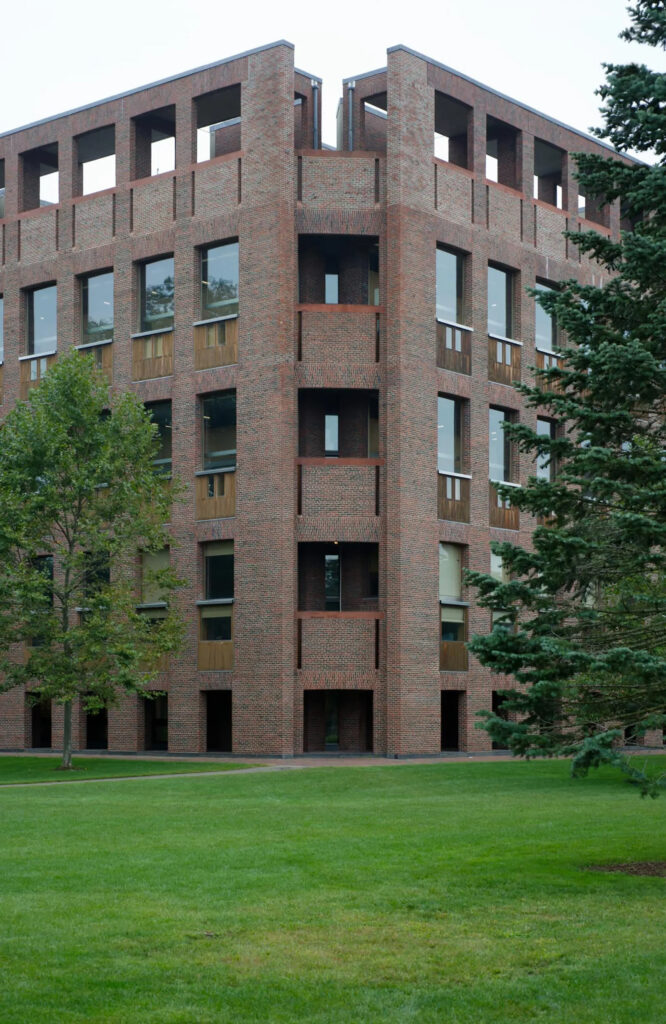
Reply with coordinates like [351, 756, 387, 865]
[437, 474, 470, 523]
[488, 337, 521, 385]
[19, 354, 57, 400]
[194, 318, 238, 370]
[489, 481, 519, 530]
[81, 343, 113, 383]
[195, 471, 236, 520]
[437, 322, 471, 375]
[440, 641, 468, 671]
[198, 640, 234, 671]
[132, 331, 173, 381]
[535, 349, 561, 391]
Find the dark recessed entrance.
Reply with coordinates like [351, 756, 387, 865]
[206, 690, 232, 752]
[304, 690, 373, 753]
[441, 690, 464, 751]
[144, 694, 168, 751]
[86, 708, 108, 750]
[30, 698, 52, 748]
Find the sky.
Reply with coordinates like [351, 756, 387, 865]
[1, 0, 663, 148]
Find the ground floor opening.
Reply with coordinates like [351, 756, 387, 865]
[30, 698, 52, 748]
[144, 694, 168, 751]
[304, 690, 373, 753]
[205, 690, 232, 752]
[441, 690, 465, 751]
[85, 708, 108, 750]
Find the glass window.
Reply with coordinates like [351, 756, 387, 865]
[439, 543, 463, 601]
[437, 396, 462, 474]
[489, 408, 512, 482]
[204, 541, 233, 600]
[441, 606, 465, 642]
[145, 401, 172, 472]
[487, 266, 512, 337]
[536, 418, 556, 481]
[325, 414, 339, 456]
[140, 257, 174, 332]
[201, 604, 232, 640]
[141, 549, 169, 605]
[535, 282, 557, 349]
[436, 248, 464, 323]
[0, 295, 4, 362]
[82, 271, 113, 345]
[201, 242, 239, 319]
[202, 391, 236, 471]
[28, 285, 57, 356]
[324, 259, 339, 304]
[490, 552, 508, 583]
[325, 553, 341, 611]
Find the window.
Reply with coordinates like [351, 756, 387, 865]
[141, 549, 170, 606]
[145, 401, 172, 473]
[489, 407, 513, 482]
[434, 92, 471, 168]
[195, 85, 241, 162]
[201, 541, 233, 641]
[533, 138, 564, 209]
[201, 241, 239, 319]
[0, 294, 4, 363]
[81, 271, 113, 345]
[487, 266, 513, 338]
[535, 282, 557, 349]
[490, 552, 513, 631]
[132, 106, 176, 179]
[439, 543, 466, 644]
[84, 551, 110, 598]
[536, 418, 557, 481]
[436, 247, 464, 324]
[140, 257, 174, 332]
[325, 553, 341, 611]
[20, 143, 58, 211]
[437, 396, 463, 474]
[325, 258, 339, 304]
[325, 413, 339, 457]
[27, 285, 57, 355]
[202, 391, 236, 471]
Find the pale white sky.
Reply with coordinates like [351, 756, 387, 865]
[1, 0, 662, 147]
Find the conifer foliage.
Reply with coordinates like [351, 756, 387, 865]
[468, 1, 666, 794]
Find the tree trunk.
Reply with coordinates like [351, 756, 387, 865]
[60, 701, 73, 769]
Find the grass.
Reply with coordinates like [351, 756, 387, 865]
[1, 758, 665, 1023]
[0, 755, 253, 784]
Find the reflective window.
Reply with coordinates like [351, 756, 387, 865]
[438, 396, 462, 474]
[325, 553, 341, 611]
[488, 266, 513, 337]
[325, 414, 339, 456]
[436, 248, 464, 323]
[201, 242, 239, 319]
[82, 271, 113, 345]
[140, 257, 174, 332]
[28, 285, 57, 355]
[202, 391, 236, 470]
[145, 401, 172, 472]
[535, 282, 557, 349]
[489, 408, 512, 482]
[536, 418, 556, 481]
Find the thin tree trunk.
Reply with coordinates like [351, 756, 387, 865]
[60, 701, 73, 769]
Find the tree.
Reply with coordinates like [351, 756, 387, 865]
[0, 352, 183, 768]
[467, 0, 666, 795]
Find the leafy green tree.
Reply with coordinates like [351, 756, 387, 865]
[467, 0, 666, 795]
[0, 352, 183, 768]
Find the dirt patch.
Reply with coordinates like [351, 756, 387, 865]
[587, 862, 666, 877]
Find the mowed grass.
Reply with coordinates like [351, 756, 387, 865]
[0, 755, 253, 784]
[1, 759, 665, 1024]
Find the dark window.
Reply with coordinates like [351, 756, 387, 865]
[27, 285, 57, 355]
[202, 541, 233, 641]
[202, 391, 236, 470]
[140, 257, 174, 332]
[82, 271, 114, 345]
[324, 553, 341, 611]
[436, 248, 464, 324]
[536, 418, 557, 481]
[201, 241, 239, 319]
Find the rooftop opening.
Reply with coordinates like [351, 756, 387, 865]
[577, 185, 610, 228]
[298, 235, 379, 305]
[20, 143, 59, 211]
[486, 116, 519, 189]
[195, 84, 241, 162]
[434, 92, 471, 168]
[77, 126, 116, 196]
[362, 92, 388, 151]
[534, 138, 564, 208]
[132, 105, 176, 179]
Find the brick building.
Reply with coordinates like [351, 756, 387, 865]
[0, 41, 630, 756]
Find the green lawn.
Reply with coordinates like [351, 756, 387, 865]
[0, 755, 252, 784]
[1, 759, 664, 1024]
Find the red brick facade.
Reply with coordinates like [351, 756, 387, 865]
[0, 43, 631, 756]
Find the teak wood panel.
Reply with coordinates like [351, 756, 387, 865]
[194, 318, 238, 370]
[436, 322, 471, 375]
[195, 471, 236, 520]
[488, 337, 521, 386]
[489, 481, 519, 530]
[132, 332, 173, 381]
[440, 641, 469, 672]
[19, 354, 57, 400]
[437, 474, 470, 523]
[198, 640, 234, 671]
